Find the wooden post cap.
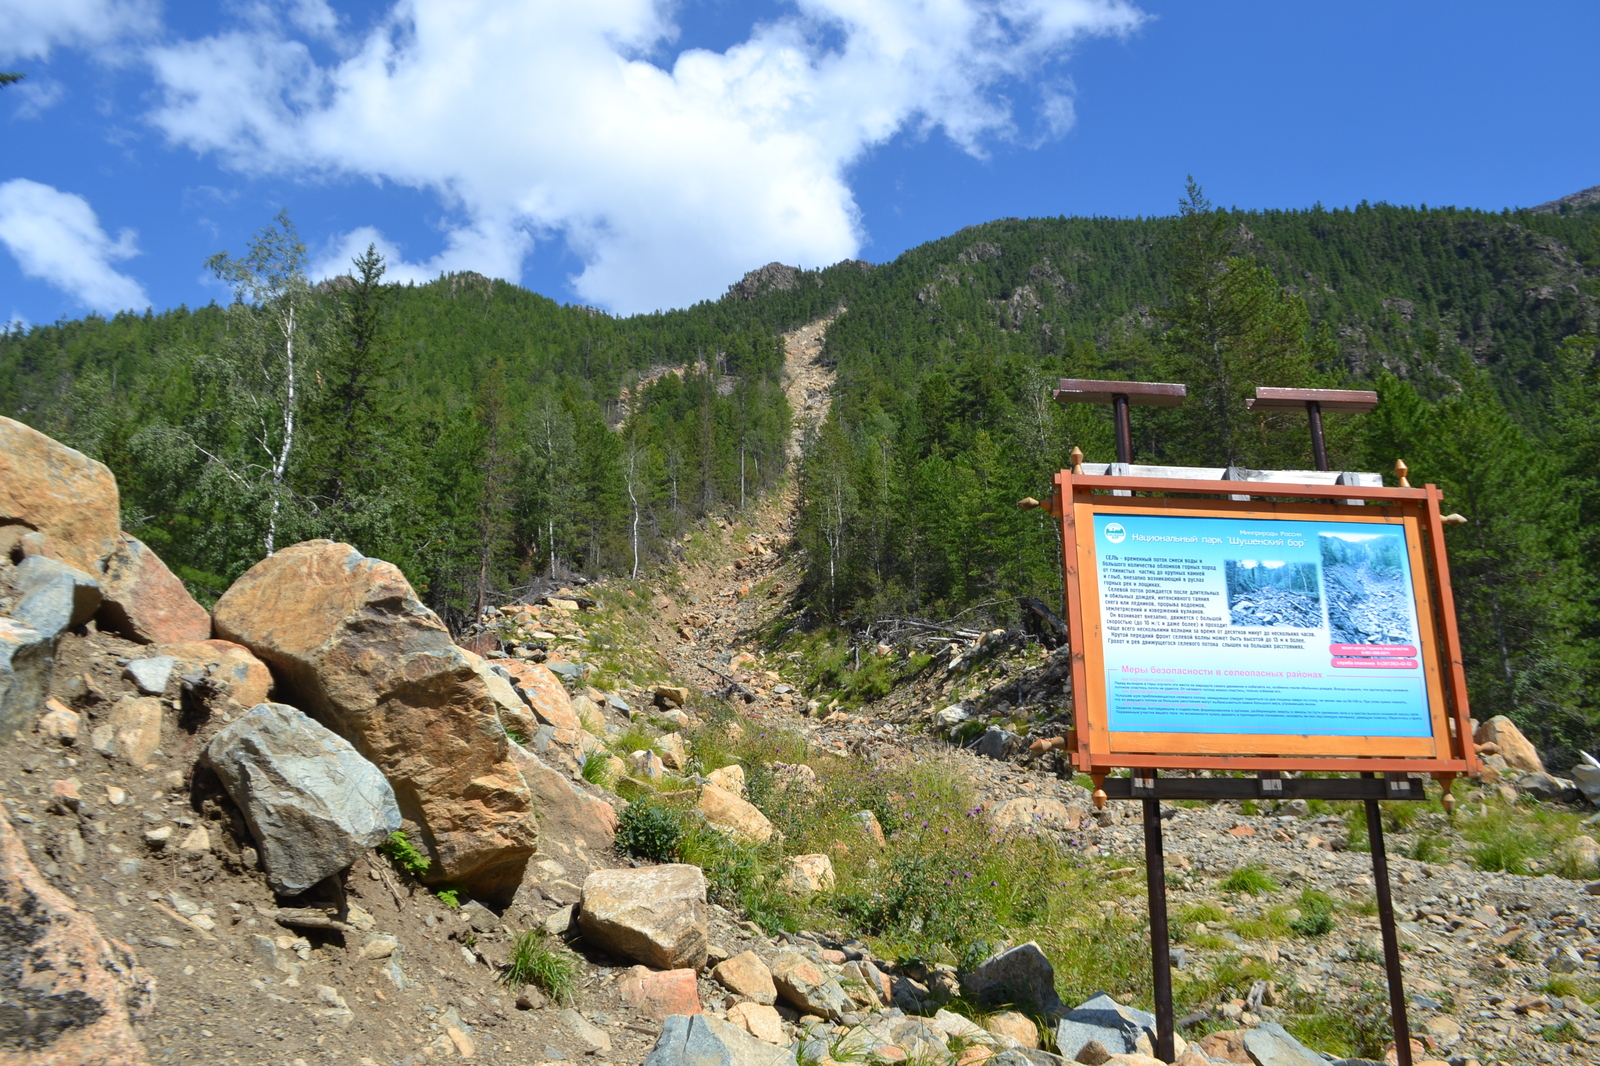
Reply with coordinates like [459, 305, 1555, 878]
[1054, 379, 1187, 407]
[1018, 497, 1040, 510]
[1395, 458, 1410, 488]
[1070, 446, 1084, 474]
[1245, 387, 1379, 412]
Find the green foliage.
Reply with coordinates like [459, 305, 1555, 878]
[436, 888, 461, 908]
[1543, 1019, 1583, 1043]
[614, 799, 682, 863]
[1407, 833, 1446, 863]
[580, 749, 614, 787]
[1220, 866, 1279, 896]
[379, 831, 431, 876]
[1289, 890, 1337, 937]
[501, 930, 577, 1003]
[1282, 984, 1393, 1060]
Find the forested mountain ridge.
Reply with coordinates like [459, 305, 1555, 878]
[787, 186, 1600, 763]
[3, 189, 1599, 757]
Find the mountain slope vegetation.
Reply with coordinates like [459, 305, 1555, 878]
[3, 186, 1598, 757]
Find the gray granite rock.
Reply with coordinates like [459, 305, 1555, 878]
[644, 1012, 797, 1066]
[971, 726, 1021, 760]
[201, 702, 401, 894]
[0, 618, 52, 737]
[961, 941, 1066, 1017]
[1241, 1021, 1327, 1066]
[12, 556, 101, 640]
[124, 655, 176, 695]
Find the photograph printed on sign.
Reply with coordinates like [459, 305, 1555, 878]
[1091, 513, 1431, 739]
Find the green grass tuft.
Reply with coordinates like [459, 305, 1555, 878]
[502, 929, 577, 1003]
[581, 749, 615, 787]
[436, 888, 461, 908]
[1289, 889, 1336, 937]
[1220, 865, 1278, 896]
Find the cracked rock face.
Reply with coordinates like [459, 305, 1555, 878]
[0, 803, 156, 1065]
[212, 539, 537, 903]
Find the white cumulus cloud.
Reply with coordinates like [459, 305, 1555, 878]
[146, 0, 1143, 313]
[0, 0, 160, 61]
[0, 179, 149, 313]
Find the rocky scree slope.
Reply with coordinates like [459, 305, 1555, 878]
[9, 303, 1600, 1066]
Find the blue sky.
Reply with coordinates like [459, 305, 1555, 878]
[2, 0, 1596, 325]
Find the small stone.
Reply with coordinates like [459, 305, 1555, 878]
[559, 1008, 612, 1053]
[712, 950, 777, 1005]
[781, 854, 837, 895]
[124, 656, 177, 695]
[543, 904, 575, 937]
[984, 1011, 1039, 1049]
[706, 765, 746, 795]
[727, 1002, 786, 1044]
[105, 785, 127, 806]
[578, 865, 709, 970]
[1074, 1041, 1112, 1066]
[177, 826, 211, 855]
[852, 810, 886, 846]
[770, 950, 851, 1020]
[190, 913, 217, 932]
[360, 935, 399, 960]
[656, 731, 689, 770]
[698, 783, 774, 842]
[619, 965, 702, 1020]
[144, 826, 173, 848]
[49, 778, 82, 812]
[37, 700, 80, 743]
[516, 984, 548, 1010]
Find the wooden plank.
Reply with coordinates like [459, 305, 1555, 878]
[1425, 485, 1479, 771]
[1055, 379, 1188, 407]
[1072, 474, 1416, 501]
[1247, 387, 1380, 413]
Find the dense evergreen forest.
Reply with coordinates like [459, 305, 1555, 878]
[3, 186, 1599, 761]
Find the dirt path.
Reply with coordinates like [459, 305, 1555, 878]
[645, 315, 838, 705]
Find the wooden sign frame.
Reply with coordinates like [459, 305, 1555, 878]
[1050, 469, 1478, 781]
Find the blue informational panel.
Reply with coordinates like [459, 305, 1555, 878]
[1091, 512, 1431, 738]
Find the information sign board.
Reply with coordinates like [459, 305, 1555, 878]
[1054, 471, 1477, 777]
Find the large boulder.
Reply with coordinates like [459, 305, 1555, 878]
[962, 942, 1066, 1017]
[96, 533, 211, 644]
[0, 416, 122, 578]
[211, 540, 536, 902]
[202, 703, 402, 895]
[11, 556, 102, 641]
[0, 803, 156, 1065]
[1475, 715, 1543, 773]
[578, 865, 709, 970]
[0, 618, 52, 737]
[644, 1012, 798, 1066]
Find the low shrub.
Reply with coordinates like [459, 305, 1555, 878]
[615, 799, 682, 862]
